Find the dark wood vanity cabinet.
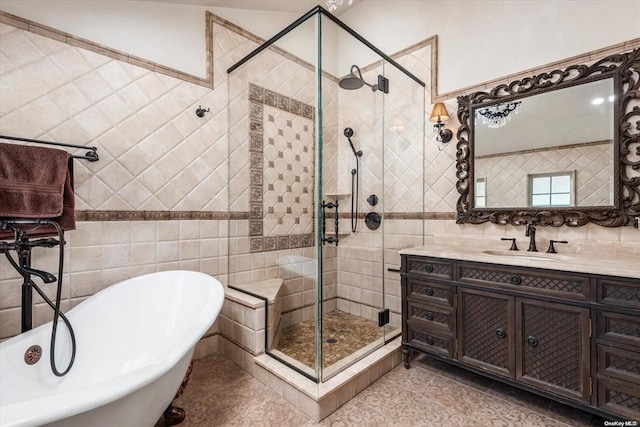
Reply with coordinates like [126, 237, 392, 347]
[516, 299, 591, 403]
[594, 276, 640, 420]
[401, 255, 640, 421]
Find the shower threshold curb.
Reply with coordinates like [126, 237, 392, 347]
[253, 337, 402, 422]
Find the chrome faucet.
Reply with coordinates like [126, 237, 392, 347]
[525, 222, 537, 252]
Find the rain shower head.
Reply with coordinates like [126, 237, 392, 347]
[339, 65, 377, 92]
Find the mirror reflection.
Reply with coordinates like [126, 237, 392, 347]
[473, 78, 615, 209]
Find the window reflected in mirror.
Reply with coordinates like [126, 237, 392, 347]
[475, 178, 486, 207]
[528, 172, 574, 207]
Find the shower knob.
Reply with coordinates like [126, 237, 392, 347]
[365, 212, 381, 230]
[344, 127, 354, 138]
[367, 194, 378, 206]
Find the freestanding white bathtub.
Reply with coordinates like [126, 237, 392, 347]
[0, 270, 224, 427]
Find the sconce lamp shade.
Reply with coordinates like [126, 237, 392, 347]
[430, 103, 450, 123]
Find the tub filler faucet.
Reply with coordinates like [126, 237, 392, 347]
[525, 221, 537, 252]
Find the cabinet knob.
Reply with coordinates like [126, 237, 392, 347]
[425, 312, 435, 321]
[423, 264, 434, 273]
[425, 287, 434, 296]
[527, 336, 539, 347]
[495, 328, 507, 339]
[425, 336, 435, 345]
[510, 275, 522, 285]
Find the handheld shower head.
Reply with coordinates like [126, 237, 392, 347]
[344, 127, 362, 158]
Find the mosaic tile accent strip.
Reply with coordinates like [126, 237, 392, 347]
[248, 83, 315, 252]
[75, 210, 246, 221]
[73, 210, 460, 222]
[337, 212, 456, 220]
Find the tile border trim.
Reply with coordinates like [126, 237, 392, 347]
[75, 210, 248, 221]
[73, 211, 456, 221]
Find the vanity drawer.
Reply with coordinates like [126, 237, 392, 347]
[407, 301, 454, 334]
[405, 277, 454, 307]
[458, 263, 590, 301]
[407, 326, 454, 358]
[597, 311, 640, 348]
[597, 378, 640, 421]
[598, 345, 640, 384]
[598, 278, 640, 310]
[405, 256, 452, 279]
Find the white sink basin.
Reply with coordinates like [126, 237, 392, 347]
[482, 250, 559, 261]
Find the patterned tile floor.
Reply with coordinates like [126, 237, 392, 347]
[156, 352, 608, 426]
[276, 311, 383, 368]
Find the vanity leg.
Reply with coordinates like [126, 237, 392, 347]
[402, 346, 411, 369]
[163, 357, 194, 426]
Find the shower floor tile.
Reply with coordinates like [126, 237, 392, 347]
[276, 310, 383, 369]
[155, 353, 605, 426]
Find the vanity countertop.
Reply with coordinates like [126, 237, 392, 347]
[400, 240, 640, 280]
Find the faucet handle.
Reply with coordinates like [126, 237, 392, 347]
[501, 237, 519, 251]
[546, 240, 568, 254]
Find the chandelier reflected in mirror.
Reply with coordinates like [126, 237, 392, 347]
[326, 0, 353, 12]
[476, 101, 522, 129]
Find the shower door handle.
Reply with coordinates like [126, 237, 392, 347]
[321, 200, 339, 246]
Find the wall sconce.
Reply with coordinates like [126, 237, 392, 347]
[195, 105, 210, 118]
[430, 102, 453, 143]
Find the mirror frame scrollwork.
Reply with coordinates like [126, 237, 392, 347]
[455, 48, 640, 227]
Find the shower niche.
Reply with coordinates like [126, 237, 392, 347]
[227, 6, 425, 384]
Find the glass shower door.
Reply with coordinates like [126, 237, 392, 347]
[319, 15, 388, 381]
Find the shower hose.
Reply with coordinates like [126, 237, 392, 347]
[3, 221, 76, 376]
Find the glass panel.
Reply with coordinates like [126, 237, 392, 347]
[320, 16, 387, 381]
[227, 12, 320, 382]
[551, 174, 571, 193]
[551, 193, 571, 206]
[382, 58, 424, 347]
[531, 176, 550, 194]
[476, 179, 486, 196]
[532, 194, 550, 206]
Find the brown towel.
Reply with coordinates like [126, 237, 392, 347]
[0, 142, 76, 239]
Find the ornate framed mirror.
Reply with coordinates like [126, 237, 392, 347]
[455, 48, 640, 227]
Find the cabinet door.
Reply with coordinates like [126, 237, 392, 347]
[458, 288, 515, 377]
[516, 298, 591, 403]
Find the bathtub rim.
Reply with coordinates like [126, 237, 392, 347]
[0, 270, 224, 427]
